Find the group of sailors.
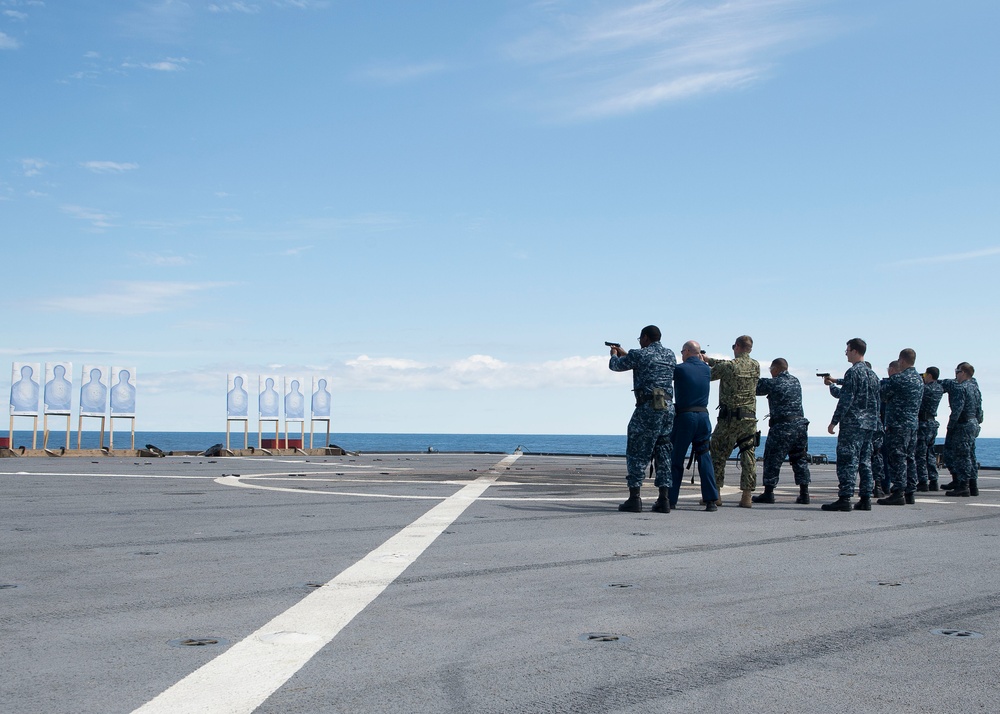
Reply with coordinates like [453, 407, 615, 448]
[607, 328, 984, 514]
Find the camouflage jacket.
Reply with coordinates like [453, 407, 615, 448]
[940, 378, 984, 427]
[755, 371, 806, 422]
[707, 352, 760, 414]
[831, 361, 881, 430]
[609, 341, 676, 401]
[880, 366, 923, 429]
[919, 380, 944, 422]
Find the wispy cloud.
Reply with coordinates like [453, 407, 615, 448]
[891, 246, 1000, 267]
[40, 281, 234, 316]
[208, 2, 261, 13]
[21, 157, 47, 176]
[505, 0, 833, 119]
[122, 56, 191, 72]
[0, 31, 19, 50]
[358, 61, 449, 84]
[131, 252, 192, 267]
[342, 354, 616, 391]
[4, 10, 28, 21]
[61, 204, 118, 230]
[81, 160, 139, 173]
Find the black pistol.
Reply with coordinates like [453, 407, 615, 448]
[605, 341, 621, 348]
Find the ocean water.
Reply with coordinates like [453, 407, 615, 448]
[7, 430, 999, 467]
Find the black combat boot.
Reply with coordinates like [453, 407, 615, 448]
[945, 482, 970, 497]
[917, 482, 929, 492]
[651, 487, 670, 513]
[877, 490, 905, 506]
[904, 492, 915, 504]
[855, 496, 872, 511]
[940, 480, 956, 491]
[821, 496, 852, 512]
[795, 484, 810, 505]
[752, 485, 775, 504]
[872, 482, 884, 498]
[618, 487, 643, 512]
[929, 479, 939, 491]
[969, 480, 980, 497]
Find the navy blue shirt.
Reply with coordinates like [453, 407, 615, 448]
[674, 356, 710, 411]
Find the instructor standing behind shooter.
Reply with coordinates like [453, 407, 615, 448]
[608, 326, 676, 513]
[705, 335, 760, 508]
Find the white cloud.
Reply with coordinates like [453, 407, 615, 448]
[131, 252, 192, 267]
[891, 246, 1000, 267]
[208, 2, 261, 13]
[505, 0, 832, 119]
[21, 157, 47, 176]
[0, 31, 19, 49]
[122, 56, 191, 72]
[61, 204, 118, 230]
[40, 281, 233, 316]
[81, 160, 139, 173]
[340, 353, 616, 391]
[4, 10, 28, 21]
[359, 61, 449, 84]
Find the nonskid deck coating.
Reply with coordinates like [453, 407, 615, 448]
[2, 453, 999, 714]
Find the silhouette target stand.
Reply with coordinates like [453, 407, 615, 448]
[226, 374, 250, 450]
[283, 376, 306, 449]
[258, 375, 281, 449]
[310, 376, 332, 447]
[9, 362, 41, 449]
[108, 366, 137, 450]
[77, 365, 109, 449]
[42, 361, 73, 450]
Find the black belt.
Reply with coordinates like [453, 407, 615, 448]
[719, 405, 755, 420]
[768, 414, 803, 426]
[677, 406, 708, 414]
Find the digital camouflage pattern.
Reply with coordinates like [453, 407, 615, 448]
[756, 371, 810, 487]
[609, 342, 676, 489]
[831, 361, 881, 498]
[881, 366, 924, 493]
[940, 377, 984, 486]
[916, 378, 944, 485]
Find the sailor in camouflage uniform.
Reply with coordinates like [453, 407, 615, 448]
[608, 325, 676, 512]
[822, 338, 882, 512]
[877, 349, 924, 505]
[752, 358, 811, 505]
[706, 335, 760, 508]
[939, 363, 984, 497]
[916, 366, 944, 491]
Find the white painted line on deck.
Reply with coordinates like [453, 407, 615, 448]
[131, 453, 518, 714]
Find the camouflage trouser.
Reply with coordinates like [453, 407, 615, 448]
[915, 420, 939, 484]
[710, 417, 757, 491]
[836, 425, 874, 499]
[944, 421, 978, 485]
[625, 404, 675, 489]
[885, 425, 918, 494]
[761, 420, 811, 488]
[871, 428, 887, 491]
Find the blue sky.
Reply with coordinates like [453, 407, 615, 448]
[2, 0, 997, 437]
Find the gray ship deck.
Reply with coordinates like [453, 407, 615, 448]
[2, 453, 998, 713]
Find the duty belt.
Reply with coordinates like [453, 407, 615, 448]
[676, 406, 709, 414]
[718, 405, 755, 420]
[767, 414, 803, 426]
